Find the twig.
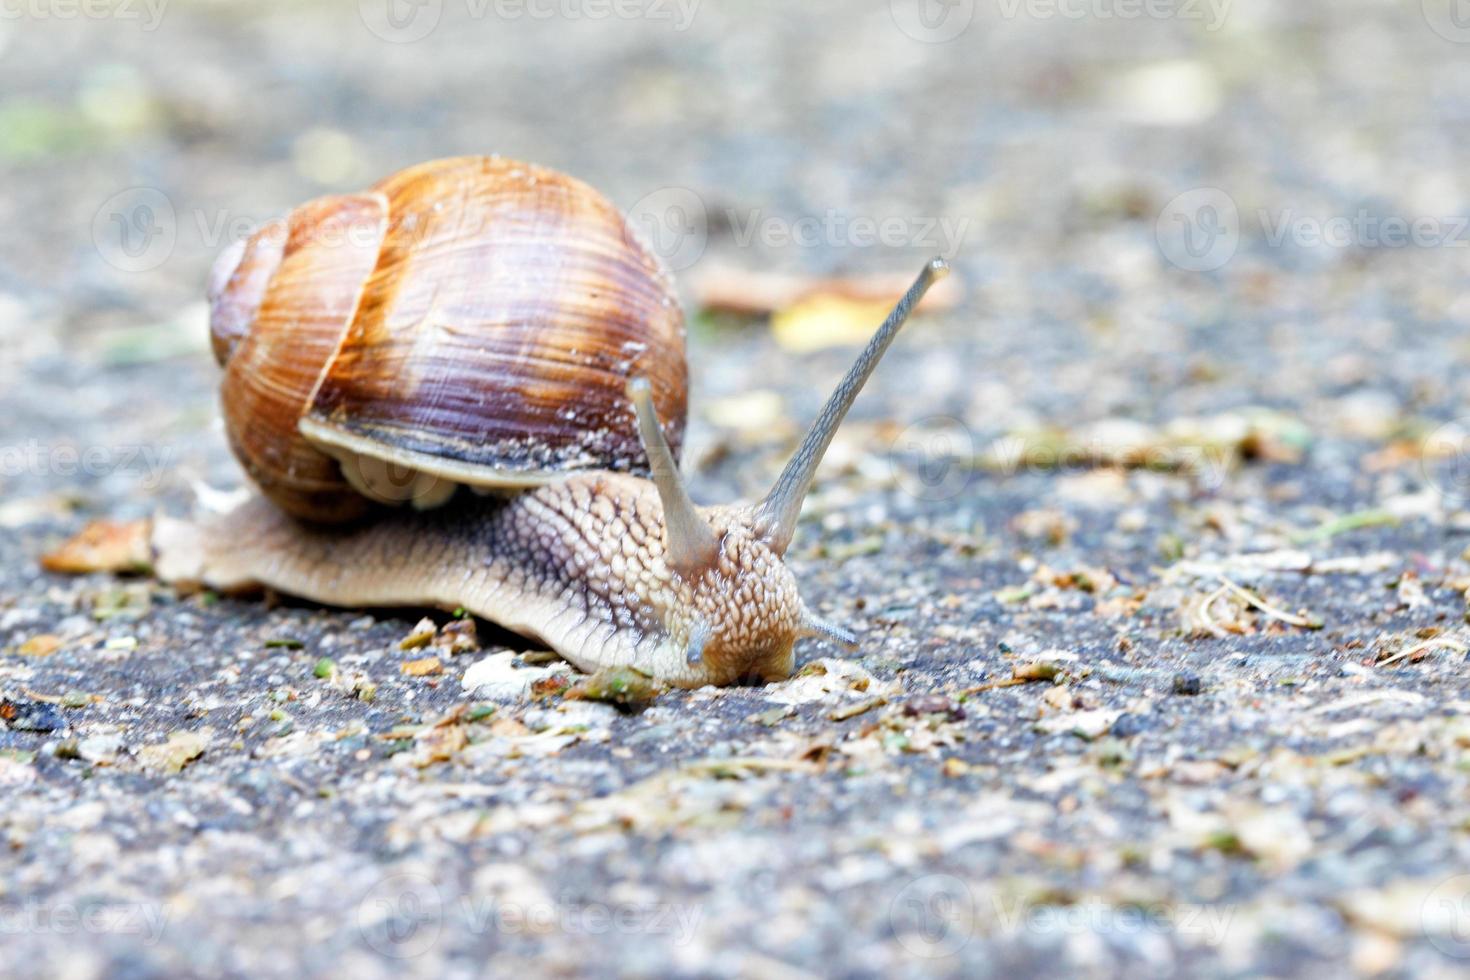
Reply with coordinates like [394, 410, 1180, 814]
[1217, 576, 1324, 630]
[683, 757, 820, 776]
[958, 677, 1031, 697]
[21, 688, 101, 705]
[827, 696, 887, 721]
[1196, 584, 1232, 638]
[1290, 509, 1398, 545]
[1377, 635, 1469, 667]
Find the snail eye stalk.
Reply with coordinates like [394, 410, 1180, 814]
[755, 258, 950, 555]
[627, 377, 721, 578]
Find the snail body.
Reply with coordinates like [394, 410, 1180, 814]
[154, 156, 948, 687]
[155, 474, 804, 686]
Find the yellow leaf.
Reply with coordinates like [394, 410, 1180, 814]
[771, 294, 892, 353]
[401, 656, 443, 677]
[139, 729, 210, 774]
[17, 634, 63, 657]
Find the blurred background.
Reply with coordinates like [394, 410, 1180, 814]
[8, 3, 1470, 977]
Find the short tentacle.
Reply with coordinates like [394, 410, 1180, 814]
[626, 377, 722, 578]
[684, 620, 714, 666]
[801, 611, 858, 650]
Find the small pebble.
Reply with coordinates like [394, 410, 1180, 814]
[1173, 672, 1203, 696]
[1110, 713, 1151, 738]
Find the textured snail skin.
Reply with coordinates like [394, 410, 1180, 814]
[152, 475, 805, 687]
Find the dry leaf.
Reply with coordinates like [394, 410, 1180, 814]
[138, 729, 209, 774]
[401, 656, 443, 677]
[409, 723, 468, 768]
[765, 658, 894, 706]
[42, 520, 152, 575]
[401, 617, 479, 654]
[17, 635, 63, 658]
[462, 654, 569, 701]
[436, 618, 479, 654]
[399, 618, 437, 651]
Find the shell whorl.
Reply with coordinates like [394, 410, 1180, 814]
[207, 156, 688, 523]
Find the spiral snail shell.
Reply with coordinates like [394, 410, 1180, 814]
[206, 155, 687, 523]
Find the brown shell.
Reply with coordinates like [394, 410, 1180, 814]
[207, 156, 688, 523]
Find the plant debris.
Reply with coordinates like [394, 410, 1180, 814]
[400, 656, 443, 677]
[16, 634, 63, 657]
[137, 729, 209, 774]
[400, 615, 480, 654]
[565, 667, 663, 711]
[40, 519, 153, 574]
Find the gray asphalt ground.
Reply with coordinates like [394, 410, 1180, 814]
[6, 1, 1470, 977]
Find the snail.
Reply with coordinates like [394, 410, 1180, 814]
[108, 157, 949, 687]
